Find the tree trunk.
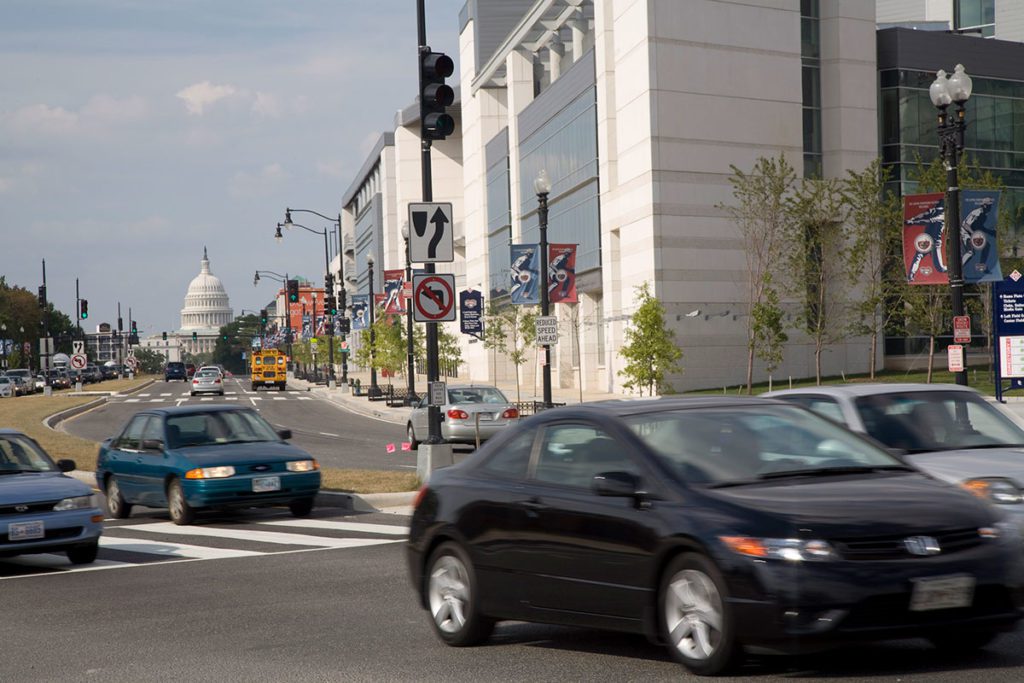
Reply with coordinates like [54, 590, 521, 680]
[815, 343, 822, 386]
[869, 331, 877, 379]
[927, 335, 935, 383]
[746, 344, 755, 394]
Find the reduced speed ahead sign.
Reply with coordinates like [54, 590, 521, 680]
[413, 274, 456, 322]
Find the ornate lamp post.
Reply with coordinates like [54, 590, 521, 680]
[929, 63, 973, 387]
[534, 169, 553, 408]
[367, 253, 379, 397]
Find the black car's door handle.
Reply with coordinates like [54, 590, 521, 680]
[520, 498, 546, 517]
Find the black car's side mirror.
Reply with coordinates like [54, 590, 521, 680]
[277, 429, 292, 440]
[56, 459, 76, 473]
[593, 471, 640, 497]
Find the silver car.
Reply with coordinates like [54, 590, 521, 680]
[406, 385, 519, 448]
[764, 383, 1024, 521]
[189, 369, 225, 396]
[0, 376, 14, 398]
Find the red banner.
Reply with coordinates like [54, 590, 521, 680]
[548, 243, 578, 303]
[903, 193, 948, 285]
[383, 269, 405, 314]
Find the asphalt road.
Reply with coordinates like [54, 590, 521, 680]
[4, 504, 1024, 682]
[60, 377, 414, 471]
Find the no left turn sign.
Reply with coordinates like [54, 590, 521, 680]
[413, 274, 456, 322]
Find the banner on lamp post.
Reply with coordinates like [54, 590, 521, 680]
[350, 295, 369, 331]
[509, 243, 540, 304]
[903, 192, 948, 285]
[960, 190, 1002, 283]
[383, 269, 406, 314]
[547, 243, 578, 303]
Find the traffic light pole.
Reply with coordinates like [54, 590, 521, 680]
[418, 0, 442, 445]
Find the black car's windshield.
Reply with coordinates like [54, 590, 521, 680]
[854, 391, 1024, 453]
[166, 410, 280, 448]
[625, 405, 902, 486]
[0, 434, 58, 473]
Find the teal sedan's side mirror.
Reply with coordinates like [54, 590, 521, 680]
[142, 439, 164, 452]
[56, 459, 76, 473]
[277, 429, 292, 441]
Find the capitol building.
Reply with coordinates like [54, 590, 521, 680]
[140, 248, 233, 362]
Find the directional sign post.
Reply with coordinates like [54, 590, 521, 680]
[413, 273, 456, 322]
[408, 202, 454, 263]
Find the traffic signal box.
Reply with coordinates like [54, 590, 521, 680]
[287, 279, 300, 303]
[419, 50, 455, 141]
[79, 299, 89, 320]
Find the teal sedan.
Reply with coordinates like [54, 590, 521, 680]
[96, 406, 321, 525]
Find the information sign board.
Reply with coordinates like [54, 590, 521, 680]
[413, 274, 456, 322]
[953, 316, 971, 344]
[947, 345, 964, 373]
[408, 202, 454, 263]
[535, 316, 558, 345]
[429, 381, 447, 406]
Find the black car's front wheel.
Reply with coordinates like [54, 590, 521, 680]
[167, 479, 196, 525]
[105, 475, 133, 519]
[927, 629, 1001, 651]
[659, 553, 739, 676]
[426, 542, 494, 646]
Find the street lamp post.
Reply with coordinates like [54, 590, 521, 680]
[401, 222, 417, 404]
[930, 63, 973, 387]
[534, 169, 553, 408]
[254, 269, 292, 359]
[1, 322, 7, 371]
[367, 253, 379, 397]
[277, 213, 337, 388]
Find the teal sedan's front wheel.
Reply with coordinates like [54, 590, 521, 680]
[289, 497, 315, 517]
[167, 479, 196, 525]
[106, 475, 133, 519]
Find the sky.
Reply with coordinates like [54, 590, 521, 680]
[0, 0, 464, 336]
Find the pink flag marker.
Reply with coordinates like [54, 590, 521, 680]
[401, 442, 412, 451]
[386, 443, 396, 453]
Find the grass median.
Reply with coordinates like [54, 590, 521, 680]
[0, 378, 419, 494]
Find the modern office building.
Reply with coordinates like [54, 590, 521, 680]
[877, 0, 1024, 40]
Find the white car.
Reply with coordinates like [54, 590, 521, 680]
[0, 376, 14, 398]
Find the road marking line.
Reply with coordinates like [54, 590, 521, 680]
[318, 432, 340, 437]
[260, 519, 408, 536]
[99, 536, 261, 559]
[226, 397, 238, 401]
[200, 397, 213, 401]
[148, 399, 165, 403]
[137, 394, 151, 397]
[272, 397, 286, 401]
[160, 393, 172, 397]
[298, 397, 312, 401]
[124, 398, 140, 403]
[125, 522, 402, 548]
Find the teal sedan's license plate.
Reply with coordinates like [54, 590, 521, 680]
[252, 476, 281, 493]
[9, 520, 45, 541]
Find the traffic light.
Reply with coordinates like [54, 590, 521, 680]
[192, 331, 198, 342]
[325, 296, 337, 317]
[419, 49, 455, 141]
[162, 331, 167, 341]
[339, 318, 350, 335]
[287, 279, 299, 303]
[38, 286, 47, 309]
[260, 309, 268, 325]
[222, 333, 229, 341]
[79, 299, 88, 320]
[131, 320, 138, 335]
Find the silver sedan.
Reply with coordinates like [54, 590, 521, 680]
[406, 385, 519, 448]
[765, 383, 1024, 522]
[189, 370, 225, 396]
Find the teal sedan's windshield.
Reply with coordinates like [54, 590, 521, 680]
[166, 410, 280, 449]
[626, 405, 904, 485]
[0, 435, 58, 473]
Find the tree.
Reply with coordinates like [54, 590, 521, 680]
[133, 347, 166, 374]
[618, 282, 682, 396]
[720, 155, 797, 392]
[750, 276, 787, 386]
[784, 175, 848, 385]
[354, 310, 405, 379]
[482, 301, 536, 402]
[438, 325, 464, 378]
[843, 159, 903, 378]
[212, 315, 258, 374]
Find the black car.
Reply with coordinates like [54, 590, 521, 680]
[164, 361, 187, 382]
[407, 398, 1024, 675]
[100, 365, 120, 380]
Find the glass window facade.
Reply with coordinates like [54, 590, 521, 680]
[517, 87, 601, 274]
[954, 0, 995, 37]
[879, 68, 1024, 238]
[801, 0, 822, 178]
[486, 142, 512, 300]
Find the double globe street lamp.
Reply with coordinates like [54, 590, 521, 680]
[366, 253, 380, 397]
[254, 269, 293, 360]
[929, 63, 973, 387]
[534, 168, 553, 409]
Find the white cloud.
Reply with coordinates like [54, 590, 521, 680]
[176, 81, 238, 115]
[81, 94, 148, 125]
[228, 162, 287, 198]
[316, 160, 345, 178]
[252, 91, 281, 118]
[4, 103, 79, 135]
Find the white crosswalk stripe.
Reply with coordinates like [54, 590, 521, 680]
[0, 515, 406, 580]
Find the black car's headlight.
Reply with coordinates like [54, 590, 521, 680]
[720, 536, 836, 562]
[962, 478, 1024, 504]
[185, 466, 236, 479]
[286, 459, 318, 472]
[53, 494, 98, 511]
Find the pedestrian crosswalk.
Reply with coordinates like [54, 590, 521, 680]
[0, 513, 408, 580]
[114, 391, 315, 404]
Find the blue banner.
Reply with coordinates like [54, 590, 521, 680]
[350, 294, 370, 331]
[961, 190, 1002, 283]
[460, 290, 484, 338]
[509, 243, 540, 304]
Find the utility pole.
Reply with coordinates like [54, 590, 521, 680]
[419, 0, 439, 443]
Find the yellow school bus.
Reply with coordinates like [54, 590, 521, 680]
[250, 348, 287, 391]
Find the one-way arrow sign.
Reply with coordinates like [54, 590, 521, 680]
[408, 202, 454, 263]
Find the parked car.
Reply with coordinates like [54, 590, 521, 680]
[0, 429, 103, 564]
[100, 364, 120, 380]
[406, 384, 519, 448]
[96, 406, 321, 525]
[407, 397, 1024, 675]
[165, 361, 187, 382]
[34, 375, 46, 392]
[0, 376, 14, 398]
[190, 369, 225, 396]
[82, 365, 103, 383]
[4, 369, 36, 395]
[764, 383, 1024, 520]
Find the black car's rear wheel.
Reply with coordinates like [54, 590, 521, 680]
[659, 553, 739, 676]
[289, 497, 315, 517]
[106, 476, 133, 519]
[66, 541, 99, 565]
[426, 542, 494, 646]
[167, 479, 196, 525]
